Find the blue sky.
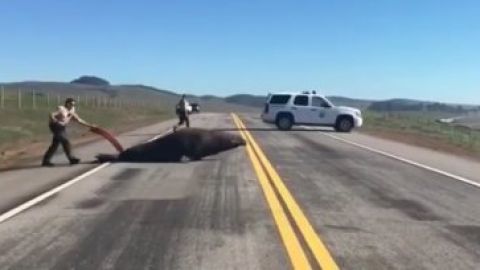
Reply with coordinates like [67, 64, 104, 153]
[1, 0, 479, 103]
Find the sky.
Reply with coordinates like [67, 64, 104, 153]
[1, 0, 479, 104]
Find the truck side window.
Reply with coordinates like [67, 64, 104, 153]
[312, 97, 331, 108]
[293, 95, 309, 106]
[269, 95, 291, 104]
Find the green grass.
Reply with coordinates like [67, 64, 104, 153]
[362, 110, 480, 156]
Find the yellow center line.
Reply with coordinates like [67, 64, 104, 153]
[233, 113, 340, 270]
[231, 114, 312, 270]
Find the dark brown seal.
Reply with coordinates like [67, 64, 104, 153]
[96, 128, 246, 162]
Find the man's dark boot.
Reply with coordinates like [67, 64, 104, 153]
[69, 157, 80, 165]
[42, 161, 55, 167]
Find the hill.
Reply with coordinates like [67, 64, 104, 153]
[2, 79, 477, 115]
[368, 98, 480, 114]
[327, 96, 373, 109]
[0, 80, 255, 113]
[70, 75, 110, 86]
[225, 94, 266, 108]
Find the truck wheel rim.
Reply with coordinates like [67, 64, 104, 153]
[280, 118, 290, 128]
[341, 119, 352, 130]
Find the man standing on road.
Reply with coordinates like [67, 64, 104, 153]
[42, 97, 96, 167]
[173, 94, 190, 132]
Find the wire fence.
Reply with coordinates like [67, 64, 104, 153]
[0, 86, 158, 111]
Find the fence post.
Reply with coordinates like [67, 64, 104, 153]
[47, 93, 50, 107]
[18, 89, 22, 109]
[56, 95, 60, 106]
[0, 86, 4, 109]
[32, 89, 36, 110]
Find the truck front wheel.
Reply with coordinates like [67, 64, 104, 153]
[335, 116, 354, 132]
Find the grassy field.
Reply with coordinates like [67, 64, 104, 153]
[362, 110, 480, 159]
[0, 95, 173, 166]
[0, 106, 170, 144]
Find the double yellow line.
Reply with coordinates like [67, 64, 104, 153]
[231, 113, 339, 270]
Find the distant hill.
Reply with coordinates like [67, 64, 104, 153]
[222, 94, 480, 117]
[117, 84, 178, 97]
[368, 99, 479, 114]
[199, 95, 224, 101]
[1, 81, 117, 96]
[327, 96, 373, 109]
[0, 79, 255, 113]
[71, 76, 110, 86]
[225, 94, 266, 108]
[2, 78, 477, 115]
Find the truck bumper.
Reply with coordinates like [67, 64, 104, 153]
[354, 117, 363, 128]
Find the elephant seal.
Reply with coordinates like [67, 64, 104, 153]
[96, 128, 246, 163]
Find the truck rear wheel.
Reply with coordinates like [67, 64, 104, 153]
[276, 115, 293, 131]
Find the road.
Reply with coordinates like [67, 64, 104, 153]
[0, 113, 479, 270]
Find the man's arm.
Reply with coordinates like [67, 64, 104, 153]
[72, 113, 95, 128]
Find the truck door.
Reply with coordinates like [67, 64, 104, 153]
[307, 96, 334, 125]
[291, 95, 310, 124]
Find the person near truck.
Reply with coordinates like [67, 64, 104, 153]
[173, 94, 190, 131]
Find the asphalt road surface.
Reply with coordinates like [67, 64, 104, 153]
[0, 113, 479, 270]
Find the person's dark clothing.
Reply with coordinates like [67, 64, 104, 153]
[42, 122, 76, 164]
[175, 98, 190, 128]
[177, 110, 190, 128]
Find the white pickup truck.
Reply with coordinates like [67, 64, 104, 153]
[261, 92, 363, 132]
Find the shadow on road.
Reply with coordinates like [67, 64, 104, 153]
[0, 158, 224, 173]
[0, 161, 98, 173]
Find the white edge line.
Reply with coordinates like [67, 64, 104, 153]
[0, 163, 110, 223]
[315, 130, 480, 189]
[0, 129, 173, 224]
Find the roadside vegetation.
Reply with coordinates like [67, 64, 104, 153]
[362, 110, 480, 159]
[0, 92, 173, 166]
